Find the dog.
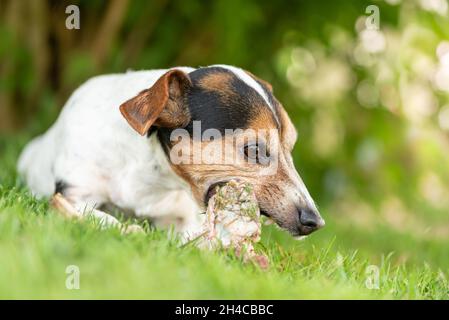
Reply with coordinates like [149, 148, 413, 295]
[18, 65, 324, 238]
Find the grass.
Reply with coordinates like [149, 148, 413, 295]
[0, 133, 448, 299]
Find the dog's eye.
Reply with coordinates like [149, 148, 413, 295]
[244, 145, 258, 160]
[243, 144, 270, 165]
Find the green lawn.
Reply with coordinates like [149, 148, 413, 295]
[0, 135, 448, 299]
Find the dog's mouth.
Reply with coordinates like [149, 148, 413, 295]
[204, 181, 271, 218]
[259, 209, 270, 218]
[204, 181, 229, 205]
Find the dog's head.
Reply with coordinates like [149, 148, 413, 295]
[120, 65, 324, 236]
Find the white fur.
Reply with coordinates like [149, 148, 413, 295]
[18, 67, 203, 235]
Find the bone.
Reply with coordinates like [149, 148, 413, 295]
[187, 180, 269, 269]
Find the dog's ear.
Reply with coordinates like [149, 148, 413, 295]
[120, 70, 192, 135]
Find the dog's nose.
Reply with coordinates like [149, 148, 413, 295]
[298, 208, 325, 235]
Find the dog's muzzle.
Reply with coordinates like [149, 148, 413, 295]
[297, 208, 325, 235]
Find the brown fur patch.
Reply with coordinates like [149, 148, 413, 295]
[197, 71, 235, 97]
[247, 108, 279, 130]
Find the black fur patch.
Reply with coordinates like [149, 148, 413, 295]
[54, 180, 68, 195]
[157, 128, 172, 155]
[147, 126, 158, 138]
[185, 67, 270, 135]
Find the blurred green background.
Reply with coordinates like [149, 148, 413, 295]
[1, 0, 449, 297]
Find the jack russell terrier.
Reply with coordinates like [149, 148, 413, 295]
[18, 65, 324, 239]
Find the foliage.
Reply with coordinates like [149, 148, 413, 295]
[0, 0, 448, 299]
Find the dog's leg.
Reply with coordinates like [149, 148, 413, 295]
[50, 193, 143, 234]
[133, 190, 204, 240]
